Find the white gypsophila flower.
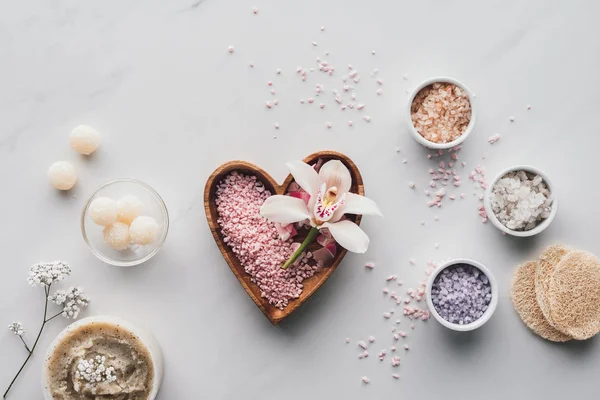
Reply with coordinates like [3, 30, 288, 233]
[27, 261, 71, 287]
[75, 355, 117, 386]
[8, 322, 25, 336]
[49, 287, 90, 319]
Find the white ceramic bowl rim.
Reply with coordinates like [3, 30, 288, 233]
[41, 315, 163, 400]
[407, 76, 477, 150]
[483, 165, 558, 237]
[81, 178, 170, 267]
[425, 258, 498, 332]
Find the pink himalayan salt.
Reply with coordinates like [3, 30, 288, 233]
[411, 82, 471, 144]
[392, 374, 400, 379]
[365, 262, 375, 269]
[215, 172, 318, 309]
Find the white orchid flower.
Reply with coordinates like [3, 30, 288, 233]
[260, 160, 382, 268]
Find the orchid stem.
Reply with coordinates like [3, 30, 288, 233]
[3, 284, 51, 398]
[281, 227, 319, 269]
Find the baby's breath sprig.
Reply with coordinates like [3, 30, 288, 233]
[3, 261, 90, 399]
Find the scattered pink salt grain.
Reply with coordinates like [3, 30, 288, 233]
[265, 101, 273, 109]
[358, 340, 368, 349]
[320, 103, 325, 109]
[376, 88, 383, 95]
[377, 79, 383, 85]
[399, 331, 407, 338]
[249, 62, 254, 68]
[478, 204, 488, 223]
[363, 350, 369, 358]
[403, 345, 409, 351]
[488, 134, 501, 144]
[348, 120, 353, 127]
[391, 346, 397, 352]
[383, 312, 392, 319]
[273, 99, 279, 106]
[274, 123, 279, 129]
[321, 26, 325, 31]
[410, 324, 415, 329]
[357, 104, 365, 110]
[362, 376, 370, 384]
[526, 104, 531, 110]
[383, 288, 389, 294]
[369, 336, 375, 343]
[386, 275, 397, 281]
[365, 262, 375, 269]
[392, 374, 400, 380]
[267, 81, 273, 86]
[308, 98, 314, 103]
[326, 122, 332, 129]
[216, 173, 319, 309]
[363, 116, 372, 122]
[391, 356, 400, 367]
[409, 182, 415, 189]
[227, 45, 235, 53]
[300, 99, 304, 104]
[253, 7, 258, 14]
[346, 338, 351, 344]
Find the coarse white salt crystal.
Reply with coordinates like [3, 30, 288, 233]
[227, 46, 234, 53]
[312, 41, 318, 46]
[249, 62, 254, 67]
[371, 50, 376, 55]
[509, 116, 515, 122]
[402, 159, 407, 164]
[488, 134, 501, 144]
[526, 104, 531, 110]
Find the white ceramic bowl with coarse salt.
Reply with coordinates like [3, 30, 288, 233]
[425, 259, 498, 332]
[407, 76, 477, 150]
[484, 165, 558, 237]
[42, 315, 164, 400]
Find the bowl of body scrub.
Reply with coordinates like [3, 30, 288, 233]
[426, 259, 498, 332]
[484, 165, 557, 237]
[81, 179, 169, 267]
[42, 315, 163, 400]
[407, 76, 476, 150]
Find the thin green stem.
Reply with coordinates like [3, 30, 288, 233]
[3, 284, 51, 398]
[281, 227, 319, 269]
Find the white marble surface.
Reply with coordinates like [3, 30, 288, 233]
[2, 0, 600, 398]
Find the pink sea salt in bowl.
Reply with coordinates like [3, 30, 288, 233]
[407, 76, 477, 150]
[425, 259, 498, 332]
[483, 165, 557, 238]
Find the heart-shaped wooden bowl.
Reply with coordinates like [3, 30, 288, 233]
[204, 150, 364, 324]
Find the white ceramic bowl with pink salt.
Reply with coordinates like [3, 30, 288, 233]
[41, 315, 164, 400]
[484, 165, 557, 237]
[407, 76, 477, 150]
[425, 259, 498, 332]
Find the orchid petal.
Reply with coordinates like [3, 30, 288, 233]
[286, 160, 321, 197]
[313, 183, 347, 223]
[322, 220, 370, 253]
[319, 160, 352, 195]
[260, 195, 310, 224]
[331, 193, 383, 222]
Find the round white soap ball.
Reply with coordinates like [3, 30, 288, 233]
[117, 195, 144, 225]
[88, 197, 119, 226]
[129, 216, 160, 245]
[70, 125, 100, 155]
[48, 161, 77, 190]
[103, 222, 131, 251]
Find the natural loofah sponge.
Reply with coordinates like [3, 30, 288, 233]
[535, 245, 571, 326]
[548, 251, 600, 340]
[511, 261, 572, 342]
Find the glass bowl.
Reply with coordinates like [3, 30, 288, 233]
[81, 179, 169, 267]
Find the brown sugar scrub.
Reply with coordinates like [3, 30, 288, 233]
[410, 82, 472, 144]
[44, 321, 155, 400]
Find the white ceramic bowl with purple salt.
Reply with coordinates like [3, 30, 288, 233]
[426, 259, 498, 332]
[407, 76, 477, 150]
[484, 165, 557, 237]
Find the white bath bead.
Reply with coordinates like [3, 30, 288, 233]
[47, 161, 77, 190]
[103, 222, 131, 250]
[70, 125, 100, 155]
[88, 197, 118, 226]
[117, 195, 144, 225]
[129, 216, 159, 245]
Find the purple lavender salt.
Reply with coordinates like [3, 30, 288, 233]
[431, 264, 492, 325]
